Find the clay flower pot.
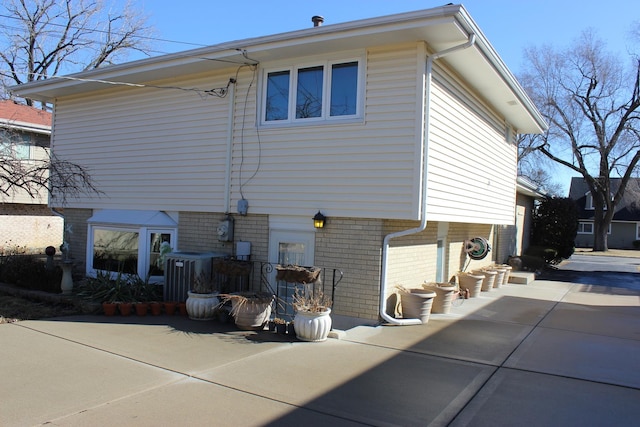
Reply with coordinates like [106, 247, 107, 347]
[102, 302, 117, 316]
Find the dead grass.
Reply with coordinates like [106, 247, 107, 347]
[574, 248, 640, 258]
[0, 294, 81, 323]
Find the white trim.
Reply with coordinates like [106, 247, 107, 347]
[260, 55, 364, 127]
[87, 209, 177, 227]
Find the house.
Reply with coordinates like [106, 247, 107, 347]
[11, 5, 546, 325]
[496, 176, 548, 263]
[0, 99, 63, 252]
[569, 177, 640, 249]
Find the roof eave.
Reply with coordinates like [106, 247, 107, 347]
[11, 4, 546, 133]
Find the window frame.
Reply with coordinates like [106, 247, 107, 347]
[260, 55, 364, 127]
[577, 221, 593, 234]
[87, 224, 176, 283]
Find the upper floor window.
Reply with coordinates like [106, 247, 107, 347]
[0, 130, 34, 160]
[262, 59, 361, 125]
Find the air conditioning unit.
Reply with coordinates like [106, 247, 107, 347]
[163, 252, 226, 302]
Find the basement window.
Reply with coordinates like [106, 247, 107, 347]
[86, 210, 177, 282]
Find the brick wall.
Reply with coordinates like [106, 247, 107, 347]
[316, 217, 384, 320]
[0, 204, 63, 253]
[62, 208, 92, 273]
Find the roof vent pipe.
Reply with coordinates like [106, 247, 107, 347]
[312, 16, 324, 27]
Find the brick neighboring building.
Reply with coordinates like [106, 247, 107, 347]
[0, 99, 63, 253]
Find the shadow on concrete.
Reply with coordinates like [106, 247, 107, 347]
[538, 268, 640, 290]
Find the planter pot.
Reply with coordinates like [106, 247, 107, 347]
[294, 309, 332, 342]
[102, 302, 117, 316]
[275, 322, 287, 334]
[400, 289, 436, 324]
[499, 265, 513, 284]
[474, 270, 496, 291]
[135, 302, 148, 316]
[150, 302, 162, 316]
[492, 268, 507, 288]
[231, 298, 272, 330]
[186, 292, 220, 321]
[458, 273, 484, 297]
[178, 302, 187, 316]
[163, 302, 177, 316]
[422, 284, 456, 314]
[118, 302, 133, 316]
[287, 322, 295, 336]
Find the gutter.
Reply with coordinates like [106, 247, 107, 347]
[224, 79, 236, 213]
[379, 34, 476, 325]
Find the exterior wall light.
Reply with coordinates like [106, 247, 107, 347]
[313, 211, 326, 229]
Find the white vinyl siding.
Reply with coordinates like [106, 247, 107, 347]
[51, 73, 230, 211]
[230, 44, 421, 219]
[426, 66, 516, 225]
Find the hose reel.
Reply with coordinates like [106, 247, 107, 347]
[464, 237, 491, 260]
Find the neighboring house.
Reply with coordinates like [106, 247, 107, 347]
[12, 5, 546, 325]
[496, 176, 548, 263]
[569, 177, 640, 249]
[0, 99, 63, 252]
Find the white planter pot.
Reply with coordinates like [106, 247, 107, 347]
[400, 290, 436, 323]
[186, 291, 219, 321]
[294, 308, 332, 342]
[231, 299, 272, 331]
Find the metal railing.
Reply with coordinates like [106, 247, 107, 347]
[211, 258, 343, 320]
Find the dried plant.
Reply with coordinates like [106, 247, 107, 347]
[191, 273, 216, 294]
[292, 287, 331, 313]
[219, 292, 274, 317]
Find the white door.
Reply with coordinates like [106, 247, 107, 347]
[269, 229, 316, 318]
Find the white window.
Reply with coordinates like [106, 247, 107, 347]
[637, 223, 640, 240]
[262, 58, 362, 125]
[86, 210, 177, 282]
[578, 222, 593, 234]
[585, 192, 594, 210]
[0, 130, 33, 160]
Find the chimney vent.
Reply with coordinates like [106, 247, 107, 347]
[312, 16, 324, 27]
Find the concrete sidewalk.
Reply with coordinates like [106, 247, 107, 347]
[1, 279, 639, 426]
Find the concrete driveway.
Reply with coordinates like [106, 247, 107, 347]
[539, 253, 640, 290]
[1, 276, 639, 426]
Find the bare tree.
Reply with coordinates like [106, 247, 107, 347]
[517, 134, 564, 196]
[0, 1, 152, 203]
[519, 30, 640, 251]
[0, 0, 153, 104]
[1, 150, 101, 205]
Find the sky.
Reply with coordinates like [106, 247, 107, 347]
[121, 1, 640, 195]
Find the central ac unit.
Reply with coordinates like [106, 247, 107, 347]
[163, 251, 226, 302]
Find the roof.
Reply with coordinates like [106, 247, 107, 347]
[568, 177, 640, 221]
[10, 4, 547, 134]
[516, 176, 548, 198]
[0, 100, 51, 134]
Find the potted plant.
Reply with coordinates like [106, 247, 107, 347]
[221, 292, 274, 330]
[292, 287, 332, 342]
[186, 273, 219, 321]
[397, 285, 436, 324]
[422, 282, 456, 314]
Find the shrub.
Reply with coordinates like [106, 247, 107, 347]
[531, 197, 578, 264]
[0, 255, 63, 293]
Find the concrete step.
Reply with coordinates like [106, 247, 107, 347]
[509, 271, 535, 285]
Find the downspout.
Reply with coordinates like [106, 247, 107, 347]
[379, 34, 476, 325]
[224, 78, 237, 213]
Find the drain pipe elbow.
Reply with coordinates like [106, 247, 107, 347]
[378, 33, 476, 326]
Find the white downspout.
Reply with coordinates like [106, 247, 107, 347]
[224, 79, 236, 214]
[379, 34, 476, 325]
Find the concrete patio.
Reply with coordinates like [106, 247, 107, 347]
[1, 278, 639, 426]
